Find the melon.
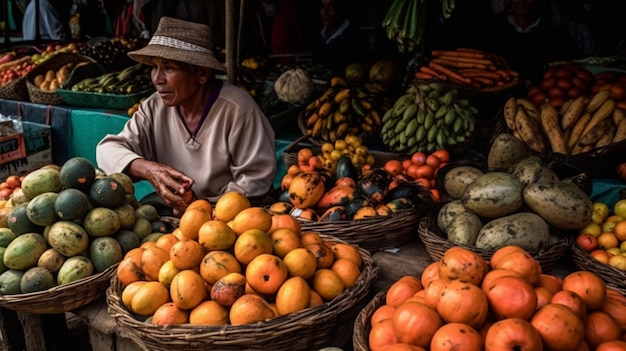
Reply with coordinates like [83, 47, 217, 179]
[59, 157, 96, 192]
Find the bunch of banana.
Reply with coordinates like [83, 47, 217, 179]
[382, 0, 424, 53]
[380, 81, 477, 154]
[70, 64, 153, 95]
[303, 84, 384, 143]
[503, 89, 626, 155]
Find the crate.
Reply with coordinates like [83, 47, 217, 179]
[0, 121, 52, 179]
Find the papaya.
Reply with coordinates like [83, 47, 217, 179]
[20, 267, 55, 293]
[57, 256, 94, 285]
[3, 233, 48, 270]
[0, 269, 25, 294]
[47, 221, 90, 257]
[26, 192, 59, 226]
[89, 236, 123, 273]
[21, 168, 63, 199]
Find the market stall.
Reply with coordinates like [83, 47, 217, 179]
[0, 1, 625, 350]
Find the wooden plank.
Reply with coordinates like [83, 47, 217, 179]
[73, 299, 141, 351]
[0, 307, 25, 351]
[372, 238, 433, 293]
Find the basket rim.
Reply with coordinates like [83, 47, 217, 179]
[0, 263, 118, 314]
[353, 290, 386, 351]
[570, 240, 626, 294]
[107, 234, 379, 350]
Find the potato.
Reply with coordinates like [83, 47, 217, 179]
[522, 181, 592, 230]
[437, 199, 467, 233]
[475, 212, 550, 251]
[461, 172, 523, 219]
[487, 133, 529, 171]
[446, 211, 482, 246]
[443, 166, 484, 199]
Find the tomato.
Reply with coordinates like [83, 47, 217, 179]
[431, 149, 450, 163]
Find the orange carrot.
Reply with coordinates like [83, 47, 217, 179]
[419, 65, 446, 79]
[429, 61, 472, 85]
[459, 70, 502, 81]
[495, 69, 511, 81]
[431, 54, 494, 66]
[431, 49, 486, 59]
[471, 77, 495, 86]
[431, 58, 492, 71]
[415, 72, 435, 80]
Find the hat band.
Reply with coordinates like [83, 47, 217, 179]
[149, 35, 214, 55]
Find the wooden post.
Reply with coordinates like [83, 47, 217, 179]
[225, 0, 237, 84]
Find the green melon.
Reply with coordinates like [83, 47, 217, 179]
[20, 266, 56, 293]
[0, 247, 8, 275]
[89, 237, 123, 273]
[57, 256, 94, 285]
[132, 217, 153, 239]
[113, 230, 140, 255]
[108, 172, 134, 195]
[0, 228, 16, 247]
[26, 192, 59, 226]
[47, 221, 90, 257]
[3, 233, 48, 270]
[0, 269, 25, 294]
[135, 204, 159, 222]
[20, 168, 63, 199]
[140, 232, 164, 244]
[59, 157, 96, 192]
[151, 220, 168, 233]
[114, 203, 137, 230]
[90, 177, 126, 208]
[55, 188, 91, 221]
[8, 203, 44, 236]
[83, 207, 121, 237]
[125, 194, 140, 209]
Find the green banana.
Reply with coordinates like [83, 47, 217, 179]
[405, 118, 418, 137]
[444, 109, 457, 125]
[415, 125, 426, 142]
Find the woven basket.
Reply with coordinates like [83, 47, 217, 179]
[0, 75, 29, 101]
[107, 234, 379, 351]
[570, 241, 626, 295]
[0, 263, 118, 314]
[299, 207, 429, 252]
[417, 215, 573, 272]
[353, 290, 386, 351]
[25, 53, 98, 105]
[282, 135, 406, 170]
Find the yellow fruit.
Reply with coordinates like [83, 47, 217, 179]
[592, 202, 610, 223]
[607, 247, 622, 256]
[620, 241, 626, 252]
[580, 222, 602, 237]
[608, 254, 626, 271]
[614, 199, 626, 219]
[598, 232, 619, 250]
[214, 191, 251, 222]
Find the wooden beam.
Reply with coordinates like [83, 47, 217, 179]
[225, 0, 237, 84]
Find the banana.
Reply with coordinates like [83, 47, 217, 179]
[369, 110, 382, 126]
[405, 118, 418, 137]
[503, 97, 518, 131]
[435, 105, 448, 119]
[586, 89, 612, 114]
[423, 112, 435, 130]
[452, 117, 463, 133]
[312, 118, 323, 137]
[438, 90, 457, 106]
[351, 98, 368, 117]
[394, 118, 409, 134]
[561, 96, 585, 130]
[424, 98, 439, 113]
[416, 109, 426, 124]
[392, 94, 414, 117]
[443, 109, 457, 125]
[427, 124, 438, 143]
[415, 124, 426, 142]
[578, 118, 613, 146]
[581, 98, 616, 136]
[306, 112, 320, 128]
[339, 99, 351, 114]
[333, 110, 347, 125]
[336, 122, 349, 138]
[613, 107, 625, 126]
[318, 102, 333, 118]
[402, 103, 418, 121]
[333, 88, 351, 104]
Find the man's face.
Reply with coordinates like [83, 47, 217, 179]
[510, 0, 538, 16]
[320, 0, 338, 28]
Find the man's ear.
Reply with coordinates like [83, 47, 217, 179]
[199, 67, 213, 84]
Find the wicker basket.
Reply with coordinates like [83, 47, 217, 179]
[417, 215, 573, 272]
[353, 290, 386, 351]
[282, 134, 406, 170]
[107, 234, 379, 351]
[25, 53, 98, 105]
[0, 263, 118, 314]
[0, 76, 29, 101]
[299, 207, 429, 252]
[570, 241, 626, 295]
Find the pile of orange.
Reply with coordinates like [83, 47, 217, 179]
[383, 149, 450, 203]
[116, 191, 365, 326]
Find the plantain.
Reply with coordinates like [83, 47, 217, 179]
[515, 106, 546, 153]
[540, 103, 567, 154]
[595, 125, 615, 149]
[613, 108, 625, 126]
[333, 110, 347, 125]
[318, 101, 333, 118]
[578, 118, 613, 146]
[581, 98, 615, 137]
[339, 99, 351, 114]
[503, 97, 518, 131]
[561, 96, 585, 130]
[612, 118, 626, 144]
[333, 88, 351, 104]
[567, 112, 591, 151]
[586, 89, 612, 113]
[312, 118, 324, 137]
[369, 110, 382, 126]
[516, 98, 539, 120]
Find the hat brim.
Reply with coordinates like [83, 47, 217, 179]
[128, 44, 227, 73]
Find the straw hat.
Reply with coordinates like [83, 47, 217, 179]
[128, 17, 227, 72]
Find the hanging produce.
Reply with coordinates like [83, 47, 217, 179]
[382, 0, 425, 53]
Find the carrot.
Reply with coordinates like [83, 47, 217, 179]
[431, 49, 486, 59]
[458, 70, 502, 81]
[431, 58, 492, 71]
[415, 72, 435, 80]
[429, 61, 472, 85]
[471, 77, 495, 86]
[431, 54, 494, 66]
[419, 65, 446, 79]
[495, 69, 511, 81]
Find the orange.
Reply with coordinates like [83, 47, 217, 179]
[270, 228, 301, 258]
[178, 207, 212, 240]
[158, 260, 182, 287]
[330, 242, 362, 267]
[186, 199, 213, 214]
[169, 239, 205, 270]
[131, 281, 171, 316]
[199, 250, 241, 285]
[410, 152, 426, 166]
[405, 164, 420, 179]
[155, 233, 179, 255]
[275, 276, 311, 316]
[401, 159, 412, 171]
[121, 281, 148, 311]
[214, 191, 251, 222]
[383, 160, 404, 177]
[425, 154, 441, 169]
[169, 269, 207, 310]
[614, 199, 626, 219]
[613, 220, 626, 241]
[233, 229, 273, 264]
[283, 247, 318, 279]
[152, 302, 189, 325]
[415, 165, 434, 179]
[590, 250, 612, 264]
[197, 220, 237, 252]
[300, 231, 324, 246]
[189, 300, 229, 325]
[331, 258, 361, 288]
[597, 232, 619, 250]
[431, 149, 450, 163]
[245, 254, 288, 295]
[312, 268, 344, 301]
[268, 213, 301, 235]
[231, 207, 273, 236]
